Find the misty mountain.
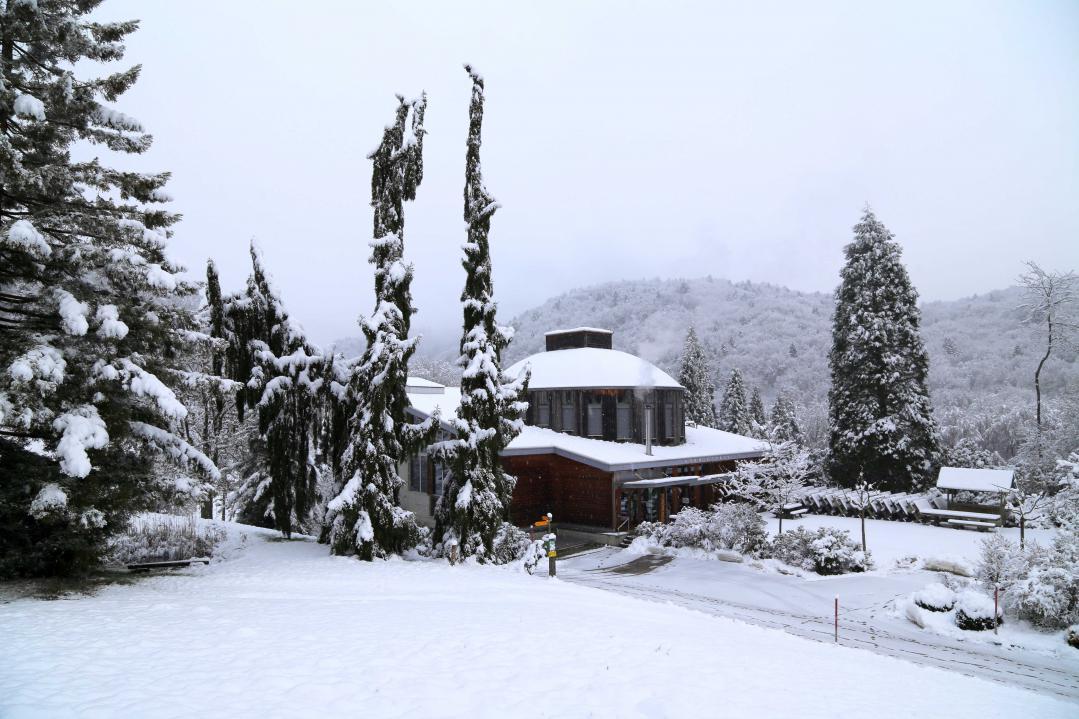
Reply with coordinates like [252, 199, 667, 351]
[501, 278, 1077, 415]
[334, 276, 1077, 421]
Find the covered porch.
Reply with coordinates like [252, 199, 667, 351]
[615, 473, 734, 529]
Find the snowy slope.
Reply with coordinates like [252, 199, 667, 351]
[0, 523, 1073, 718]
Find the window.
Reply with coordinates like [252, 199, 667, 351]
[587, 397, 603, 437]
[616, 394, 632, 440]
[409, 452, 427, 493]
[561, 391, 576, 434]
[433, 464, 449, 497]
[536, 391, 551, 427]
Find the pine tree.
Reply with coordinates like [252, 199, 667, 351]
[749, 386, 766, 437]
[433, 67, 529, 561]
[327, 95, 436, 559]
[678, 327, 717, 427]
[769, 391, 801, 444]
[718, 369, 753, 436]
[221, 242, 324, 538]
[0, 3, 215, 576]
[828, 207, 941, 491]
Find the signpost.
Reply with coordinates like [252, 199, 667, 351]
[539, 513, 555, 578]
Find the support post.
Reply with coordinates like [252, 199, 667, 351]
[834, 596, 839, 643]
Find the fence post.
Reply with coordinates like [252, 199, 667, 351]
[834, 596, 839, 643]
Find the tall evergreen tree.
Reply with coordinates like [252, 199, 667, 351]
[749, 386, 766, 437]
[433, 66, 529, 561]
[678, 327, 717, 427]
[718, 369, 753, 436]
[327, 95, 436, 559]
[0, 2, 214, 576]
[828, 207, 940, 490]
[222, 242, 323, 538]
[769, 390, 801, 444]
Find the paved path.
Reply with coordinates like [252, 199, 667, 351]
[566, 555, 1079, 703]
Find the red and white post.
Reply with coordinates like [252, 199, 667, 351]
[834, 596, 839, 643]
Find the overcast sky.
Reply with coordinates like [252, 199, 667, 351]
[93, 0, 1079, 348]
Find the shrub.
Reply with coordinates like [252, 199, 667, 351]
[635, 503, 767, 556]
[913, 583, 957, 612]
[922, 556, 974, 577]
[1067, 625, 1079, 650]
[769, 526, 871, 575]
[106, 514, 225, 565]
[490, 523, 531, 565]
[954, 590, 1003, 631]
[1011, 566, 1079, 629]
[975, 534, 1023, 592]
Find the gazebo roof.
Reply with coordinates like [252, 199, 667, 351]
[936, 466, 1015, 493]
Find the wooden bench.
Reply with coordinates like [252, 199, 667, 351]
[947, 518, 996, 531]
[126, 558, 210, 571]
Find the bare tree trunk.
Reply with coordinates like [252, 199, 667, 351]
[1019, 514, 1026, 549]
[1034, 316, 1052, 428]
[860, 507, 867, 553]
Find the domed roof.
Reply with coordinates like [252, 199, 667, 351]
[505, 347, 682, 391]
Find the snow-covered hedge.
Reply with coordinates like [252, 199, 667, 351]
[922, 555, 974, 577]
[1067, 625, 1079, 650]
[954, 590, 1003, 631]
[106, 513, 225, 565]
[635, 504, 767, 556]
[913, 583, 957, 612]
[770, 526, 871, 575]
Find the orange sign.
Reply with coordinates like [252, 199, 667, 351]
[534, 518, 549, 527]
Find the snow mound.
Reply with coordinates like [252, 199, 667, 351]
[922, 555, 974, 577]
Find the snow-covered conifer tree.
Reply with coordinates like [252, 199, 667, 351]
[433, 67, 529, 561]
[769, 391, 801, 444]
[223, 243, 323, 538]
[678, 327, 717, 427]
[327, 95, 436, 559]
[749, 386, 766, 437]
[0, 2, 215, 576]
[828, 208, 941, 491]
[718, 369, 753, 436]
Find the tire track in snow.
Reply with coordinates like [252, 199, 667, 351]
[566, 569, 1079, 703]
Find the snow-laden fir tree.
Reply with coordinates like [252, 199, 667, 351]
[0, 2, 216, 576]
[678, 327, 717, 427]
[432, 67, 529, 561]
[174, 259, 250, 520]
[222, 242, 323, 538]
[327, 95, 437, 559]
[769, 391, 801, 444]
[749, 386, 766, 437]
[719, 369, 753, 436]
[828, 207, 941, 491]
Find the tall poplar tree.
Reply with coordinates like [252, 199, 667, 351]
[719, 369, 753, 436]
[678, 327, 717, 427]
[433, 66, 529, 561]
[327, 95, 436, 559]
[0, 2, 214, 576]
[828, 207, 940, 491]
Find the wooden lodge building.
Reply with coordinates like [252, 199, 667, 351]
[400, 328, 768, 533]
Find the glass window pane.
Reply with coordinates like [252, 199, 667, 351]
[587, 403, 602, 436]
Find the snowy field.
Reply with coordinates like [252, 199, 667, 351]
[1, 521, 1075, 718]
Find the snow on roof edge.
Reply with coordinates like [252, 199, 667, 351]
[544, 327, 613, 336]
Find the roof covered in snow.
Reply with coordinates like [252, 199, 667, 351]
[936, 467, 1015, 493]
[504, 347, 682, 391]
[405, 376, 445, 394]
[544, 327, 613, 336]
[504, 424, 767, 472]
[406, 384, 766, 471]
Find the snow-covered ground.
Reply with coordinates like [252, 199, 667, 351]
[1, 520, 1074, 718]
[561, 514, 1079, 704]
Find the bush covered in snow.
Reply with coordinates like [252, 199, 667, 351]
[635, 504, 767, 556]
[954, 590, 1003, 631]
[106, 514, 225, 565]
[913, 583, 957, 612]
[975, 534, 1023, 592]
[1067, 625, 1079, 650]
[769, 526, 871, 575]
[489, 523, 536, 565]
[922, 555, 975, 577]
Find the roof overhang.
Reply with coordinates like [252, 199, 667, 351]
[499, 444, 766, 473]
[620, 472, 734, 489]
